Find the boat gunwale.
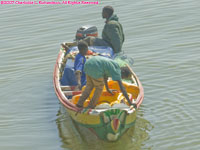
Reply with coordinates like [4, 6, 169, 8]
[53, 44, 144, 113]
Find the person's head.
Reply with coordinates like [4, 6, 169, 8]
[102, 6, 114, 19]
[78, 40, 88, 56]
[120, 67, 132, 79]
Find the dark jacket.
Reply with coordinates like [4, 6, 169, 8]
[102, 15, 125, 53]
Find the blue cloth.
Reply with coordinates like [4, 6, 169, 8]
[66, 46, 115, 59]
[74, 53, 86, 87]
[60, 59, 77, 86]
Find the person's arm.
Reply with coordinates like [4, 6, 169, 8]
[104, 76, 114, 95]
[117, 80, 136, 108]
[74, 55, 85, 90]
[104, 76, 109, 92]
[75, 71, 81, 90]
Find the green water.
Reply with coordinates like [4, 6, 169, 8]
[0, 0, 200, 150]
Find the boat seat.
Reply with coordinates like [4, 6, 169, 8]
[61, 86, 76, 91]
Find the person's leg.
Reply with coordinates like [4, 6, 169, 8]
[83, 36, 95, 46]
[76, 75, 94, 107]
[83, 36, 110, 47]
[93, 38, 110, 46]
[87, 78, 104, 108]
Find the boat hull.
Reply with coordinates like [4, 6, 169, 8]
[65, 105, 137, 141]
[53, 43, 144, 141]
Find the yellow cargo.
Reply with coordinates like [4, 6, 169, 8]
[71, 90, 133, 107]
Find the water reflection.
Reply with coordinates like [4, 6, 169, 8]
[56, 105, 153, 150]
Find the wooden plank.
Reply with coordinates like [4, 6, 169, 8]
[61, 86, 76, 91]
[63, 91, 82, 96]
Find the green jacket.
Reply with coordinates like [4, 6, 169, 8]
[102, 15, 125, 53]
[84, 56, 121, 81]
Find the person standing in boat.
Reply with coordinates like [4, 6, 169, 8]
[83, 6, 125, 53]
[74, 41, 88, 90]
[76, 56, 133, 109]
[101, 6, 125, 53]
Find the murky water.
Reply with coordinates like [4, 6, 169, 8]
[0, 0, 200, 150]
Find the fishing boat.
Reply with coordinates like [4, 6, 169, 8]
[53, 26, 144, 142]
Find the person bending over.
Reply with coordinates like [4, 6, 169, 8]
[76, 56, 133, 109]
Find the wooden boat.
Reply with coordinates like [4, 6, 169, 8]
[53, 42, 144, 141]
